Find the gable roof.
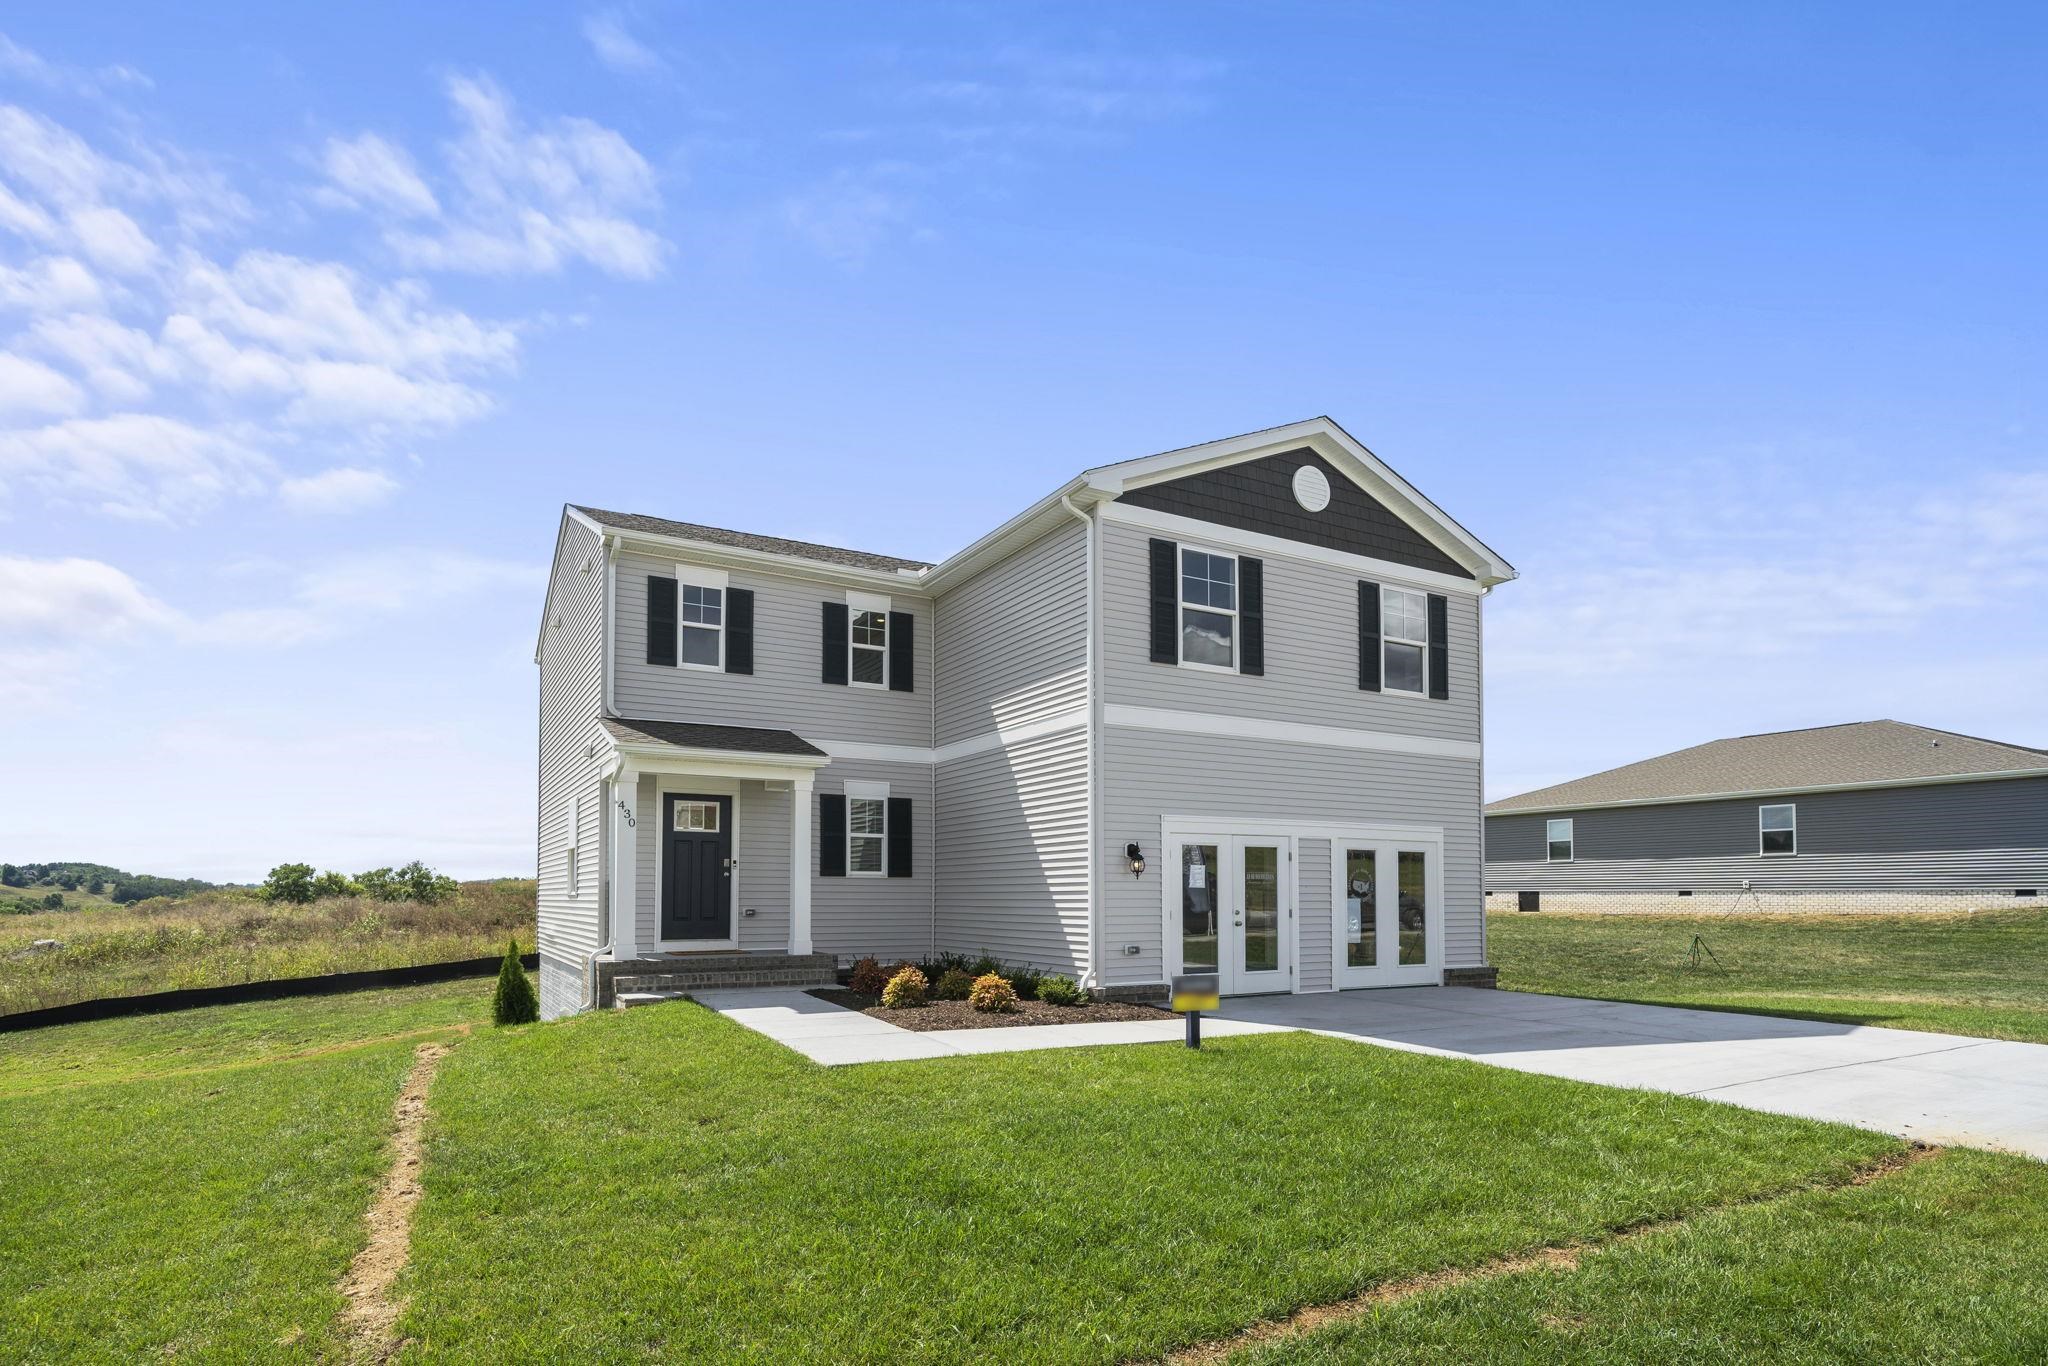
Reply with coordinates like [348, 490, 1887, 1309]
[572, 506, 930, 574]
[1486, 720, 2048, 815]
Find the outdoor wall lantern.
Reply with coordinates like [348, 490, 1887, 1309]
[1126, 843, 1146, 878]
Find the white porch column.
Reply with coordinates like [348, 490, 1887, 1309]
[611, 769, 641, 960]
[789, 772, 814, 955]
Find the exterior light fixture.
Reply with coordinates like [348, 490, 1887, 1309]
[1126, 842, 1146, 878]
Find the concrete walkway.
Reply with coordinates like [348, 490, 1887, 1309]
[691, 988, 1289, 1066]
[1210, 987, 2048, 1160]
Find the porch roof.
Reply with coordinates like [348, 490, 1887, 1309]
[600, 715, 828, 759]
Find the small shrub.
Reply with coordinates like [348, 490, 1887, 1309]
[969, 954, 1003, 978]
[880, 965, 928, 1009]
[933, 967, 975, 1000]
[1008, 967, 1044, 1000]
[492, 939, 538, 1025]
[1036, 974, 1084, 1006]
[968, 973, 1018, 1013]
[848, 956, 889, 995]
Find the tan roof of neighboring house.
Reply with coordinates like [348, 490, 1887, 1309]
[1486, 720, 2048, 815]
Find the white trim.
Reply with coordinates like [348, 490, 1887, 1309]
[1759, 802, 1798, 857]
[677, 562, 729, 590]
[789, 772, 813, 953]
[606, 742, 830, 782]
[649, 780, 740, 951]
[1159, 822, 1298, 997]
[843, 779, 891, 800]
[847, 602, 890, 691]
[813, 708, 1089, 766]
[845, 791, 888, 878]
[1327, 827, 1445, 989]
[845, 589, 892, 614]
[676, 578, 726, 673]
[1485, 765, 2048, 817]
[1100, 500, 1488, 596]
[1106, 703, 1482, 761]
[1545, 816, 1574, 863]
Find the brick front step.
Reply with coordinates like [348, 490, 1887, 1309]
[595, 952, 836, 1007]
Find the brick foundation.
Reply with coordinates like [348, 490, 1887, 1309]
[1486, 889, 2041, 916]
[1442, 965, 1498, 988]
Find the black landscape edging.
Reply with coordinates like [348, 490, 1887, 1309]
[0, 953, 538, 1033]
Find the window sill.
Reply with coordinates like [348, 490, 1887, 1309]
[1176, 660, 1238, 675]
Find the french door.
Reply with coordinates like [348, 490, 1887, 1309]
[1333, 834, 1442, 987]
[1174, 835, 1293, 996]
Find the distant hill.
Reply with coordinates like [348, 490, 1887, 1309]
[0, 862, 218, 904]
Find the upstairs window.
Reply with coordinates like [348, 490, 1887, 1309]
[848, 796, 886, 874]
[850, 609, 888, 687]
[1180, 548, 1237, 670]
[1382, 587, 1428, 694]
[1546, 818, 1574, 862]
[566, 794, 582, 896]
[680, 583, 723, 668]
[1760, 804, 1797, 855]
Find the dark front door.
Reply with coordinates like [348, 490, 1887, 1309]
[661, 794, 733, 941]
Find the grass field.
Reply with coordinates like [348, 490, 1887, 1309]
[0, 879, 534, 1015]
[1490, 906, 2048, 1045]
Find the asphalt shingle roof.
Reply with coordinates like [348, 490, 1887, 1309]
[573, 506, 931, 573]
[1486, 720, 2048, 814]
[600, 716, 827, 758]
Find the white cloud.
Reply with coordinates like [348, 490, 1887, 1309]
[277, 465, 399, 514]
[0, 254, 105, 311]
[582, 10, 668, 76]
[296, 548, 541, 613]
[0, 413, 271, 519]
[0, 553, 175, 639]
[342, 74, 668, 279]
[65, 204, 155, 273]
[319, 132, 439, 218]
[782, 168, 916, 264]
[0, 33, 151, 99]
[0, 352, 84, 417]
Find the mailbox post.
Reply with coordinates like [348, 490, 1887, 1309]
[1170, 973, 1220, 1049]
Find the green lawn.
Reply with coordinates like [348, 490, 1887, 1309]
[1490, 906, 2048, 1044]
[396, 1000, 1899, 1363]
[1245, 1147, 2048, 1363]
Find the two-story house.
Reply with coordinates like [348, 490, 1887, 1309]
[533, 417, 1516, 1017]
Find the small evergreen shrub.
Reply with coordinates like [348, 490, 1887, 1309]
[1036, 974, 1084, 1007]
[1008, 967, 1044, 1000]
[492, 939, 538, 1025]
[968, 973, 1018, 1013]
[969, 954, 1003, 978]
[848, 956, 889, 995]
[880, 965, 928, 1009]
[933, 967, 975, 1000]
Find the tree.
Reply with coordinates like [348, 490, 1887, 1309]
[0, 864, 21, 887]
[395, 860, 459, 904]
[492, 939, 538, 1025]
[310, 870, 360, 899]
[260, 863, 318, 904]
[355, 867, 398, 901]
[41, 891, 65, 911]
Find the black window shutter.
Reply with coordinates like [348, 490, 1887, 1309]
[725, 588, 754, 675]
[1148, 538, 1178, 664]
[887, 611, 914, 692]
[1239, 556, 1264, 676]
[886, 797, 912, 877]
[1426, 593, 1450, 700]
[821, 602, 849, 685]
[819, 794, 846, 876]
[1357, 581, 1381, 691]
[646, 576, 676, 666]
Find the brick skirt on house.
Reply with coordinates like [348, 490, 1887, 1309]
[1485, 890, 2040, 916]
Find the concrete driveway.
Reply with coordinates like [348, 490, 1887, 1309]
[1211, 987, 2048, 1160]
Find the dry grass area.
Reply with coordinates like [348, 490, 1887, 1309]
[0, 880, 534, 1015]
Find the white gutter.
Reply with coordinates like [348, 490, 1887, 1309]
[1060, 492, 1101, 992]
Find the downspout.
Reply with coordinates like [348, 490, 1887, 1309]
[581, 535, 623, 1010]
[1059, 492, 1100, 991]
[1475, 581, 1493, 974]
[928, 575, 939, 960]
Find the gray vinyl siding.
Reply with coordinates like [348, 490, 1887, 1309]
[1486, 776, 2048, 893]
[936, 726, 1089, 973]
[810, 759, 937, 962]
[536, 516, 607, 1016]
[613, 549, 932, 749]
[1297, 838, 1334, 991]
[1099, 519, 1480, 743]
[934, 521, 1088, 744]
[1099, 728, 1484, 987]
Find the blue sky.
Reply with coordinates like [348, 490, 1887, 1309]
[2, 4, 2043, 881]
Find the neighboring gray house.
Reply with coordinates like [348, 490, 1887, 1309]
[534, 417, 1516, 1017]
[1485, 721, 2048, 914]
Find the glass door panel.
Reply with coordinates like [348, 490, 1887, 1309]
[1180, 843, 1219, 977]
[1397, 850, 1428, 966]
[1343, 848, 1377, 969]
[1240, 844, 1280, 975]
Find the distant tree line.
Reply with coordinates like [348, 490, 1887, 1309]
[259, 860, 461, 905]
[0, 861, 217, 904]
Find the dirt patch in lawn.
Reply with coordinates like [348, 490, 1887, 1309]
[809, 988, 1172, 1031]
[336, 1040, 452, 1362]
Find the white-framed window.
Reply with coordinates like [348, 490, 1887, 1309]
[1179, 546, 1237, 670]
[680, 583, 723, 669]
[1382, 586, 1428, 694]
[565, 794, 582, 897]
[850, 609, 888, 688]
[673, 800, 721, 832]
[1545, 817, 1573, 862]
[1759, 803, 1797, 856]
[845, 782, 888, 875]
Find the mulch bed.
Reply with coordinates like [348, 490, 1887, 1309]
[808, 988, 1172, 1032]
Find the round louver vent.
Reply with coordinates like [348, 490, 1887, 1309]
[1291, 463, 1331, 512]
